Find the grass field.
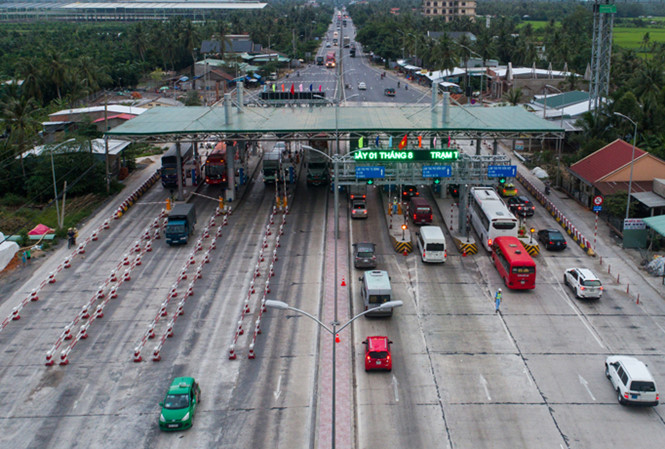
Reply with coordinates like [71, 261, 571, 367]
[614, 26, 665, 50]
[521, 20, 665, 51]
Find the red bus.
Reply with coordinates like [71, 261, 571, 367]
[492, 236, 536, 290]
[326, 51, 336, 68]
[204, 142, 228, 187]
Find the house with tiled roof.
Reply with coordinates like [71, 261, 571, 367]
[566, 139, 665, 207]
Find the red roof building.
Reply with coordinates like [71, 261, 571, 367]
[566, 139, 665, 207]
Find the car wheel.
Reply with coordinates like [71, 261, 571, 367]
[617, 389, 626, 405]
[605, 364, 610, 379]
[575, 288, 581, 299]
[563, 275, 568, 286]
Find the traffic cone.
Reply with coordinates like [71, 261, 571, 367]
[341, 276, 346, 287]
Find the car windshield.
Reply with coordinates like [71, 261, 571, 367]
[631, 381, 656, 392]
[492, 221, 516, 230]
[164, 393, 190, 409]
[369, 351, 388, 359]
[550, 233, 565, 241]
[357, 251, 374, 257]
[166, 224, 185, 233]
[369, 294, 390, 304]
[582, 279, 601, 287]
[426, 243, 445, 251]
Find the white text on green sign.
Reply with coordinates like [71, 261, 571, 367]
[354, 149, 459, 162]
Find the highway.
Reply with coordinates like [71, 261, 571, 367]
[2, 12, 665, 449]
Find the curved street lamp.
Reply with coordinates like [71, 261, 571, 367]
[614, 112, 638, 220]
[265, 299, 404, 449]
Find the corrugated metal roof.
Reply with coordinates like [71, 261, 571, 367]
[632, 191, 665, 208]
[532, 91, 590, 109]
[49, 105, 147, 117]
[569, 139, 647, 184]
[643, 215, 665, 236]
[105, 104, 563, 137]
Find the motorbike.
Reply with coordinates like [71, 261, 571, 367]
[405, 84, 408, 91]
[545, 184, 551, 195]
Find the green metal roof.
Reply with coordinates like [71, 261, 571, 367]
[533, 91, 590, 109]
[643, 215, 665, 237]
[105, 104, 563, 139]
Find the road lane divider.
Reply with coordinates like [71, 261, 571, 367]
[516, 171, 595, 256]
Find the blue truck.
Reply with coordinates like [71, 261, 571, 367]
[165, 203, 196, 245]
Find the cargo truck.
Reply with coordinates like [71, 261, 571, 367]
[343, 36, 350, 48]
[165, 203, 196, 245]
[263, 149, 281, 183]
[304, 145, 330, 185]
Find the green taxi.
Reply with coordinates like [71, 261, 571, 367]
[159, 377, 201, 431]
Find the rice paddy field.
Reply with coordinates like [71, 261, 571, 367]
[522, 19, 665, 51]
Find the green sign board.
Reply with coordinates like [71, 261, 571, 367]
[354, 149, 459, 163]
[599, 4, 616, 13]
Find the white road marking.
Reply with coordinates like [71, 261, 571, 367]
[479, 374, 492, 401]
[547, 262, 607, 350]
[578, 374, 596, 401]
[523, 367, 534, 387]
[274, 374, 282, 401]
[392, 375, 400, 402]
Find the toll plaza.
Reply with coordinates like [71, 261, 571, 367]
[106, 89, 563, 250]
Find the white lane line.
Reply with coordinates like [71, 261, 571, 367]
[578, 374, 596, 401]
[392, 375, 400, 402]
[560, 286, 606, 350]
[523, 366, 534, 387]
[274, 374, 282, 401]
[545, 262, 607, 350]
[479, 374, 492, 401]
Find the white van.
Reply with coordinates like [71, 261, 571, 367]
[415, 226, 447, 263]
[359, 270, 394, 317]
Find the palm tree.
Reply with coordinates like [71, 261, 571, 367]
[503, 88, 523, 106]
[16, 57, 43, 106]
[433, 33, 458, 78]
[131, 22, 149, 63]
[641, 32, 651, 57]
[46, 50, 68, 100]
[0, 89, 41, 179]
[178, 20, 199, 78]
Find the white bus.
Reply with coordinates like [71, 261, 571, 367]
[469, 187, 518, 251]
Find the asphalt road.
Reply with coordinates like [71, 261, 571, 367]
[2, 15, 665, 449]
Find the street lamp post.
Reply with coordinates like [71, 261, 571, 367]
[397, 29, 405, 59]
[265, 299, 404, 449]
[614, 112, 638, 220]
[543, 84, 565, 188]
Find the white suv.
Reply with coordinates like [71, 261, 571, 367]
[358, 82, 367, 90]
[564, 268, 603, 299]
[605, 355, 659, 406]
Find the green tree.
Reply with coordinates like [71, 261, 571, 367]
[0, 88, 41, 179]
[503, 87, 523, 105]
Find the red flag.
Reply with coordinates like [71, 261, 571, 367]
[281, 84, 285, 92]
[290, 84, 295, 95]
[418, 136, 422, 148]
[447, 135, 451, 147]
[398, 134, 408, 150]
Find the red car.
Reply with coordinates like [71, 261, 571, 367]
[363, 336, 392, 371]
